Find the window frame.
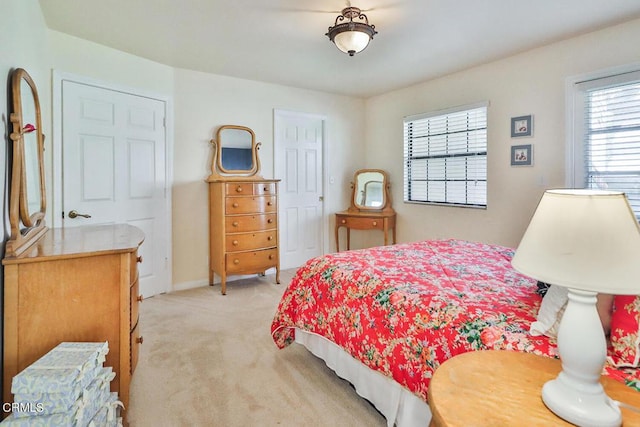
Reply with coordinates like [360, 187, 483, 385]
[566, 65, 640, 219]
[403, 101, 489, 209]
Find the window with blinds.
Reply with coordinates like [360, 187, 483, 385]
[403, 103, 488, 207]
[581, 77, 640, 218]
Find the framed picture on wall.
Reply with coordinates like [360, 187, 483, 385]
[511, 115, 533, 137]
[511, 144, 533, 166]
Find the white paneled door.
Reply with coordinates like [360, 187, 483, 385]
[61, 80, 170, 297]
[274, 111, 325, 269]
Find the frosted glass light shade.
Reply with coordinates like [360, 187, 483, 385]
[325, 7, 377, 56]
[334, 31, 371, 55]
[512, 189, 640, 294]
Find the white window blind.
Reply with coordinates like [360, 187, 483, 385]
[581, 76, 640, 217]
[403, 103, 487, 207]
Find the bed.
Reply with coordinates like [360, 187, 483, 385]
[270, 239, 640, 426]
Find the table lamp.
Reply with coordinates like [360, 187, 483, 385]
[512, 189, 640, 427]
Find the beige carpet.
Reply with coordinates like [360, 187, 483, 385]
[126, 271, 386, 427]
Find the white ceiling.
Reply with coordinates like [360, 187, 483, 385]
[39, 0, 640, 98]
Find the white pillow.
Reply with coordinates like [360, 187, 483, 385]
[530, 285, 568, 338]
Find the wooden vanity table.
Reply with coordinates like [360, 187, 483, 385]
[335, 169, 396, 252]
[335, 210, 396, 252]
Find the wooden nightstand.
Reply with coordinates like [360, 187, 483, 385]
[428, 350, 640, 426]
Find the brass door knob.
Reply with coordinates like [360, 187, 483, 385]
[68, 210, 92, 219]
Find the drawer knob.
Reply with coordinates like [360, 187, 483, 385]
[233, 259, 240, 265]
[236, 186, 243, 192]
[136, 336, 144, 345]
[267, 201, 273, 206]
[137, 255, 143, 263]
[267, 219, 273, 224]
[232, 240, 239, 246]
[341, 219, 346, 224]
[267, 236, 273, 241]
[263, 187, 269, 192]
[137, 295, 144, 302]
[269, 254, 274, 260]
[232, 202, 239, 208]
[372, 221, 378, 226]
[232, 221, 239, 227]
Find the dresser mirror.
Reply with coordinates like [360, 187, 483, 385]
[350, 169, 393, 213]
[6, 68, 47, 257]
[209, 125, 262, 180]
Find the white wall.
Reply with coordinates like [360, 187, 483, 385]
[364, 18, 640, 249]
[2, 0, 52, 229]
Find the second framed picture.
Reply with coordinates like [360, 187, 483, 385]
[511, 144, 533, 166]
[511, 115, 533, 137]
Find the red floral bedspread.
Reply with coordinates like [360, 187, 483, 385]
[271, 239, 640, 401]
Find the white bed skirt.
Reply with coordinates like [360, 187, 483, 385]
[294, 328, 432, 427]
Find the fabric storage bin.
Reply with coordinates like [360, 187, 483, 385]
[75, 368, 115, 426]
[88, 393, 123, 427]
[8, 342, 109, 421]
[11, 342, 108, 395]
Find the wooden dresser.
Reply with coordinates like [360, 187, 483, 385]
[207, 179, 281, 294]
[2, 224, 145, 415]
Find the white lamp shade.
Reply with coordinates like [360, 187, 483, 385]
[333, 31, 371, 55]
[512, 189, 640, 294]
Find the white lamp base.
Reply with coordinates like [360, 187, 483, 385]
[542, 372, 621, 427]
[542, 289, 622, 427]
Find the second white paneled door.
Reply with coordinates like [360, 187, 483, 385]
[274, 110, 325, 269]
[60, 79, 170, 297]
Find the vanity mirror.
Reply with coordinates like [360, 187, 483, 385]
[6, 68, 47, 256]
[350, 169, 393, 213]
[208, 125, 262, 180]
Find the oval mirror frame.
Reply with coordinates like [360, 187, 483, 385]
[6, 68, 47, 257]
[208, 125, 262, 180]
[349, 168, 393, 213]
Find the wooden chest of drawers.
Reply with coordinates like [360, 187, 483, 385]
[2, 224, 144, 417]
[208, 179, 281, 294]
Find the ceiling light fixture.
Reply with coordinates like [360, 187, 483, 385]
[326, 7, 378, 57]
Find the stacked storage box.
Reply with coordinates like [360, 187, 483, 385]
[1, 342, 123, 426]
